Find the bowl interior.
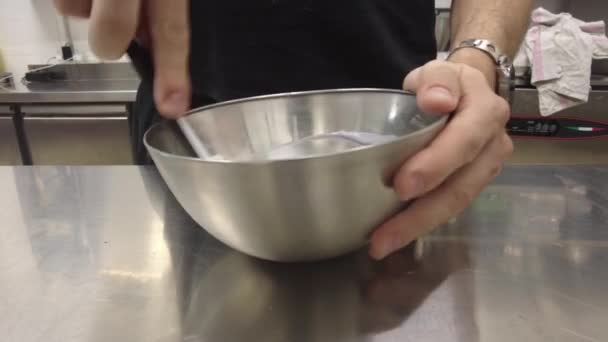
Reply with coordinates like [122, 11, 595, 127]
[175, 89, 442, 162]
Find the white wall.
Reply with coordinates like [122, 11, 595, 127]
[0, 0, 116, 78]
[435, 0, 452, 10]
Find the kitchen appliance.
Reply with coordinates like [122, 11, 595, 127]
[20, 104, 132, 165]
[509, 86, 608, 164]
[504, 0, 608, 164]
[145, 89, 446, 262]
[508, 117, 608, 139]
[435, 0, 608, 164]
[0, 62, 139, 165]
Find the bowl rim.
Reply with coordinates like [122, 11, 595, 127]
[144, 88, 448, 165]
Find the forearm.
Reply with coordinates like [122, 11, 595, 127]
[448, 0, 533, 85]
[450, 0, 533, 57]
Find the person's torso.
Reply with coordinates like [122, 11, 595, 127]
[137, 0, 437, 106]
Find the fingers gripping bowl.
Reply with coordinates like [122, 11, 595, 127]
[144, 89, 446, 262]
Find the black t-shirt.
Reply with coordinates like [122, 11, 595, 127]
[128, 0, 436, 162]
[132, 0, 436, 103]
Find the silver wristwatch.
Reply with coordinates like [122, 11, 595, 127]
[448, 39, 515, 104]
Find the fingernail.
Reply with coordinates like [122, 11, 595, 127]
[427, 86, 454, 102]
[372, 236, 403, 260]
[162, 91, 188, 116]
[398, 175, 425, 201]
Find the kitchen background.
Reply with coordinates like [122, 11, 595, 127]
[0, 0, 607, 166]
[0, 0, 128, 76]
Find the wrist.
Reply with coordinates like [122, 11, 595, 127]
[447, 48, 497, 89]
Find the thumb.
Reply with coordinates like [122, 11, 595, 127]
[403, 61, 462, 115]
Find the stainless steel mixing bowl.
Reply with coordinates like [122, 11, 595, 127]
[144, 89, 446, 262]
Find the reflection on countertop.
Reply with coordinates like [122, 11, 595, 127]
[0, 165, 607, 342]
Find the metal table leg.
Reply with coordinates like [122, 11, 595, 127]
[12, 105, 33, 165]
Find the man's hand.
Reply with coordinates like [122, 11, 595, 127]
[53, 0, 191, 118]
[369, 59, 513, 260]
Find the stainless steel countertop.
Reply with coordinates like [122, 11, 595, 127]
[1, 165, 607, 342]
[0, 79, 138, 104]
